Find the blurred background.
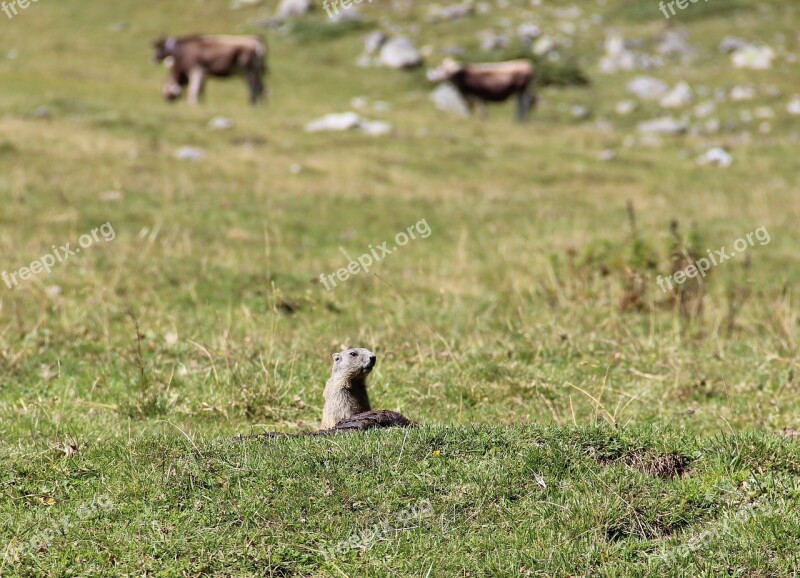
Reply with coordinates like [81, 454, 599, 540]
[0, 0, 798, 439]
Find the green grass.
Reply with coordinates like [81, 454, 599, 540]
[1, 0, 799, 575]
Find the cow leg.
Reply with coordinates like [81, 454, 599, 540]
[517, 85, 536, 122]
[187, 67, 206, 106]
[245, 68, 264, 105]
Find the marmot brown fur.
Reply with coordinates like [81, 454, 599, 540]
[321, 347, 375, 429]
[233, 347, 414, 441]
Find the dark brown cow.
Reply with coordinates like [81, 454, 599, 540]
[428, 58, 537, 122]
[152, 35, 267, 105]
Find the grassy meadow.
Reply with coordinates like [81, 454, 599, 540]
[1, 0, 799, 575]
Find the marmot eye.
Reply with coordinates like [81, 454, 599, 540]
[349, 351, 358, 357]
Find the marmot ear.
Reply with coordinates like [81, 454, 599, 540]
[333, 354, 341, 362]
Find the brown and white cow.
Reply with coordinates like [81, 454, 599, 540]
[428, 58, 537, 122]
[152, 35, 267, 105]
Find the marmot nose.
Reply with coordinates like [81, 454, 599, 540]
[367, 355, 376, 366]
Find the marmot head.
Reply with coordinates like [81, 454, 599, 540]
[331, 347, 376, 383]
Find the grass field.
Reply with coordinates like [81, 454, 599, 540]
[1, 0, 799, 575]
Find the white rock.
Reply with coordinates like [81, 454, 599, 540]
[360, 120, 393, 136]
[658, 29, 692, 56]
[175, 147, 205, 161]
[637, 117, 688, 135]
[719, 36, 748, 54]
[304, 112, 362, 132]
[787, 96, 800, 116]
[275, 0, 312, 19]
[660, 81, 693, 109]
[517, 23, 541, 43]
[350, 96, 368, 109]
[430, 83, 470, 117]
[304, 112, 392, 135]
[364, 31, 388, 55]
[208, 116, 235, 130]
[693, 101, 716, 118]
[378, 36, 423, 69]
[730, 85, 756, 102]
[570, 105, 591, 120]
[627, 76, 668, 100]
[533, 36, 556, 56]
[479, 30, 509, 52]
[614, 100, 637, 115]
[697, 147, 733, 167]
[599, 34, 636, 73]
[732, 45, 775, 70]
[428, 2, 473, 22]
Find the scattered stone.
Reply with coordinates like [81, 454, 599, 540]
[570, 105, 591, 120]
[208, 116, 235, 130]
[330, 6, 362, 22]
[350, 96, 368, 109]
[759, 122, 772, 134]
[290, 163, 302, 174]
[304, 112, 392, 135]
[533, 36, 556, 56]
[275, 0, 313, 19]
[100, 190, 124, 201]
[305, 112, 362, 132]
[517, 22, 541, 48]
[175, 147, 205, 161]
[33, 107, 51, 119]
[430, 83, 470, 117]
[732, 45, 775, 70]
[754, 106, 774, 120]
[627, 76, 668, 100]
[787, 96, 800, 116]
[719, 36, 748, 54]
[614, 100, 637, 116]
[693, 100, 716, 118]
[599, 34, 636, 73]
[697, 147, 733, 167]
[657, 29, 692, 56]
[598, 149, 616, 161]
[360, 120, 393, 135]
[45, 285, 62, 299]
[637, 116, 688, 136]
[730, 85, 756, 101]
[378, 36, 423, 69]
[364, 31, 389, 55]
[553, 5, 581, 19]
[428, 2, 474, 22]
[637, 134, 664, 148]
[660, 81, 693, 109]
[479, 29, 509, 52]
